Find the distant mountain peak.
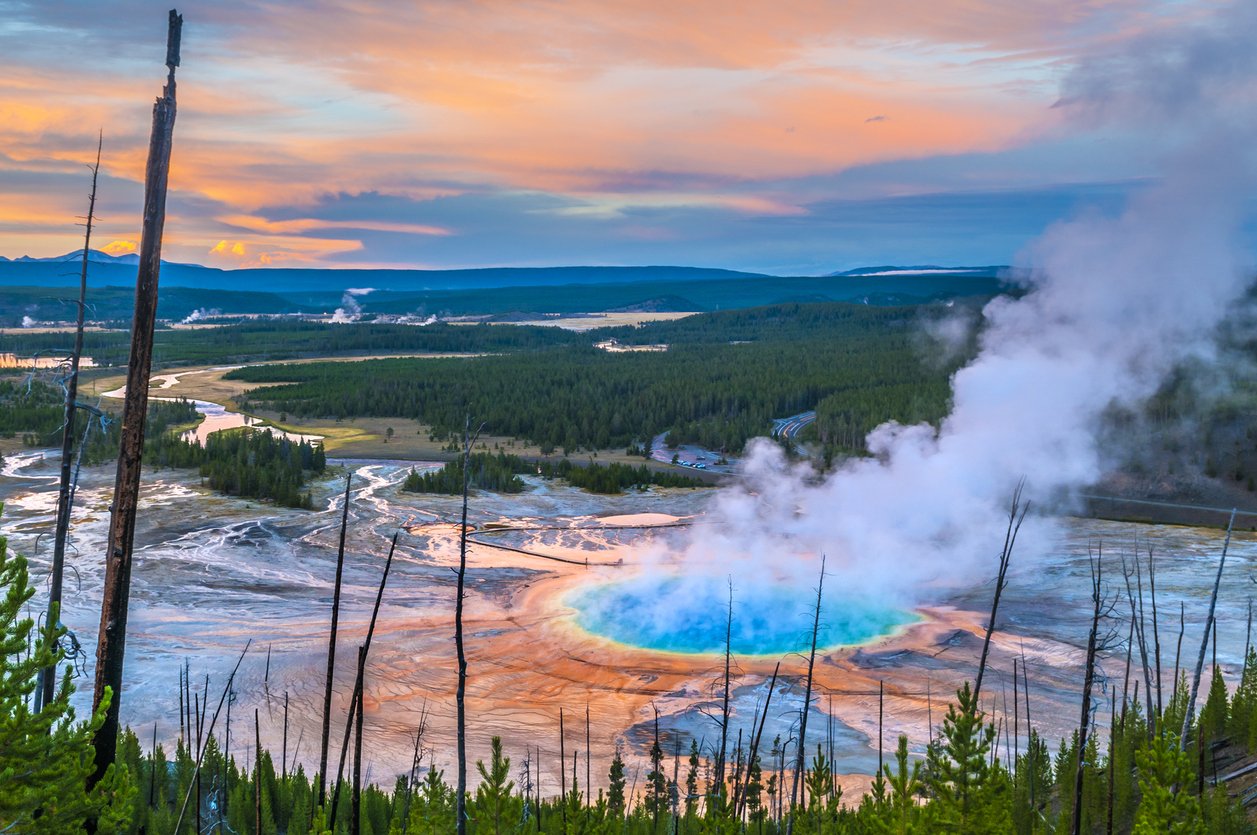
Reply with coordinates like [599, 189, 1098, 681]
[11, 248, 143, 266]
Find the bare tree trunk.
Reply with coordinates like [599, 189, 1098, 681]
[1245, 598, 1253, 675]
[91, 10, 182, 789]
[586, 703, 592, 809]
[1072, 551, 1103, 835]
[255, 708, 263, 835]
[1122, 555, 1155, 735]
[1180, 509, 1236, 751]
[737, 662, 780, 820]
[1174, 601, 1185, 692]
[878, 680, 884, 774]
[1149, 549, 1163, 721]
[352, 646, 365, 835]
[148, 722, 157, 812]
[455, 417, 481, 835]
[179, 667, 185, 752]
[1013, 661, 1019, 779]
[716, 578, 734, 802]
[974, 482, 1028, 703]
[282, 691, 289, 780]
[318, 473, 353, 807]
[1105, 688, 1116, 835]
[560, 707, 568, 830]
[1022, 647, 1034, 814]
[173, 642, 250, 834]
[329, 530, 401, 825]
[38, 132, 102, 713]
[787, 555, 825, 835]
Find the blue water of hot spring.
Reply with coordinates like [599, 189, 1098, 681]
[568, 575, 916, 656]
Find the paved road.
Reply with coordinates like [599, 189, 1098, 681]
[771, 410, 816, 439]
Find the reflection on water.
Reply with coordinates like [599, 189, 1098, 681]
[101, 379, 322, 447]
[176, 399, 322, 446]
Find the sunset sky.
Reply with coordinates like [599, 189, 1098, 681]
[0, 1, 1244, 274]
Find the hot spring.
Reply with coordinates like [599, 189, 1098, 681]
[568, 575, 917, 656]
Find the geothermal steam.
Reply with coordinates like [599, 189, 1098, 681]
[620, 5, 1257, 626]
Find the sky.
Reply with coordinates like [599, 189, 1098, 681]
[0, 0, 1244, 274]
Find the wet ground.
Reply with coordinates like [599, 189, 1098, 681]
[2, 452, 1255, 798]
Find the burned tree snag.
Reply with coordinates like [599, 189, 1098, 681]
[974, 481, 1027, 704]
[319, 473, 353, 807]
[1180, 509, 1236, 751]
[90, 9, 182, 788]
[787, 555, 825, 835]
[455, 416, 483, 835]
[38, 132, 102, 713]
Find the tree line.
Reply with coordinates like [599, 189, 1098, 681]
[401, 452, 705, 496]
[230, 304, 966, 457]
[1, 378, 325, 508]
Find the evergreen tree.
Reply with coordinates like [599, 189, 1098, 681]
[1132, 731, 1204, 834]
[922, 682, 1012, 833]
[608, 747, 627, 820]
[0, 510, 133, 833]
[469, 737, 520, 834]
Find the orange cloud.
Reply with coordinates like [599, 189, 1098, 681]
[0, 0, 1207, 266]
[101, 239, 137, 255]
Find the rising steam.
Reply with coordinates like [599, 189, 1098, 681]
[650, 4, 1257, 610]
[331, 287, 375, 323]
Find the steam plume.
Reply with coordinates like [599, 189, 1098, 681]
[657, 4, 1257, 607]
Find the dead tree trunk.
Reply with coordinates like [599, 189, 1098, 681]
[173, 642, 251, 834]
[1072, 550, 1104, 835]
[737, 662, 780, 820]
[352, 645, 365, 835]
[560, 708, 568, 830]
[1148, 548, 1163, 720]
[38, 132, 102, 713]
[1122, 555, 1155, 735]
[715, 578, 734, 800]
[787, 555, 825, 835]
[1174, 601, 1185, 691]
[91, 10, 182, 788]
[1105, 689, 1117, 835]
[455, 417, 482, 835]
[1180, 509, 1236, 751]
[974, 482, 1028, 703]
[330, 531, 401, 823]
[254, 708, 263, 835]
[586, 704, 592, 809]
[318, 473, 353, 807]
[282, 690, 289, 780]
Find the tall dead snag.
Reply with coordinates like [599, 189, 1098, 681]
[737, 661, 780, 820]
[319, 473, 353, 807]
[329, 530, 401, 825]
[1073, 548, 1117, 835]
[715, 579, 734, 801]
[351, 645, 366, 835]
[90, 10, 182, 787]
[254, 708, 263, 835]
[787, 555, 825, 835]
[1148, 548, 1163, 719]
[585, 704, 592, 810]
[456, 417, 484, 835]
[1121, 554, 1155, 734]
[974, 481, 1027, 704]
[1180, 509, 1236, 751]
[37, 133, 103, 712]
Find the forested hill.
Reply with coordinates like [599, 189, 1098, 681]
[0, 265, 1007, 325]
[229, 302, 971, 456]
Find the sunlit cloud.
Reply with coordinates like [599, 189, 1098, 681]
[0, 0, 1236, 270]
[101, 239, 137, 255]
